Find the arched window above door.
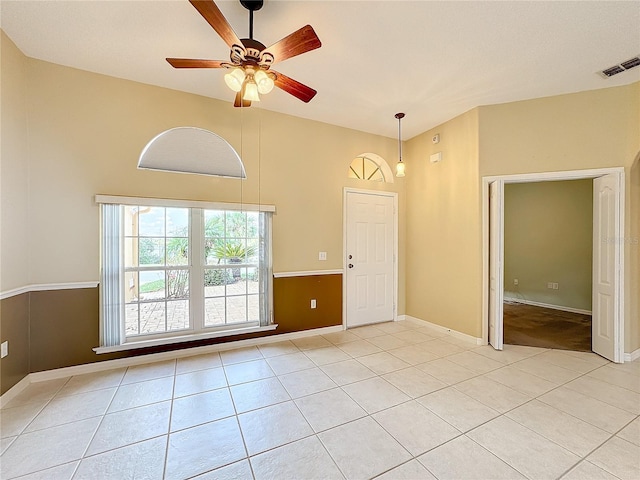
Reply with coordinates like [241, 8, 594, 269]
[347, 153, 393, 183]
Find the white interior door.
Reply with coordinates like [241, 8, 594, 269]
[592, 174, 622, 362]
[345, 191, 394, 328]
[489, 181, 504, 350]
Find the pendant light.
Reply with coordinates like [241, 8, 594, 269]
[395, 112, 406, 177]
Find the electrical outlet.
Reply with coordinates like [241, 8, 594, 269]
[514, 279, 519, 286]
[1, 341, 8, 358]
[310, 299, 317, 309]
[318, 252, 327, 261]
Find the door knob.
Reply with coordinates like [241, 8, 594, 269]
[348, 264, 354, 269]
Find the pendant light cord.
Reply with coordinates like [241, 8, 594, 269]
[398, 117, 402, 162]
[395, 112, 405, 162]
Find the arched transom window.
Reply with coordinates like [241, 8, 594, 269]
[348, 154, 392, 183]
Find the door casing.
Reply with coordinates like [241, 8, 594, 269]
[481, 168, 625, 362]
[343, 188, 399, 329]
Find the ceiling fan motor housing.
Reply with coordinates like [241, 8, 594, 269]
[231, 38, 273, 67]
[240, 0, 263, 11]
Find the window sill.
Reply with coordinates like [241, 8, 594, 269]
[93, 324, 278, 354]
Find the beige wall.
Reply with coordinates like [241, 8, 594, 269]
[1, 32, 31, 392]
[405, 84, 639, 353]
[631, 82, 640, 354]
[1, 32, 30, 291]
[404, 109, 481, 336]
[3, 27, 639, 360]
[480, 85, 640, 351]
[504, 180, 593, 312]
[18, 53, 405, 313]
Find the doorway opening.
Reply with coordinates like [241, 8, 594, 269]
[482, 168, 625, 363]
[503, 179, 593, 352]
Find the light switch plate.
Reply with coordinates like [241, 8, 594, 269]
[1, 341, 8, 358]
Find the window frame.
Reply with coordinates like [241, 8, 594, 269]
[96, 195, 275, 351]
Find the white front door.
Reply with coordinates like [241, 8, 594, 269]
[489, 181, 504, 350]
[345, 191, 395, 328]
[592, 174, 622, 362]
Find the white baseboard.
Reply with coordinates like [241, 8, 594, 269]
[624, 348, 640, 362]
[0, 375, 31, 408]
[396, 314, 407, 321]
[404, 315, 483, 345]
[504, 297, 592, 316]
[1, 324, 344, 402]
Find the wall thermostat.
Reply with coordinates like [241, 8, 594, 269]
[432, 134, 440, 144]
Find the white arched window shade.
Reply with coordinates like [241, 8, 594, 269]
[138, 127, 246, 179]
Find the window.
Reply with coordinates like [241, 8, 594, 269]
[124, 206, 191, 336]
[97, 196, 274, 349]
[347, 153, 393, 183]
[349, 156, 385, 182]
[202, 210, 261, 327]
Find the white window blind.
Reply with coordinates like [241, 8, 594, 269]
[100, 203, 124, 347]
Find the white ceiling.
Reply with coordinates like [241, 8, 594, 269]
[2, 0, 639, 140]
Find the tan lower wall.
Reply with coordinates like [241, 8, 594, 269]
[0, 274, 343, 393]
[29, 288, 103, 373]
[273, 274, 343, 333]
[0, 294, 30, 395]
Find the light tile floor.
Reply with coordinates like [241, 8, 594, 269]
[1, 320, 639, 480]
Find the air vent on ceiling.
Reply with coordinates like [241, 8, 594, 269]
[621, 57, 640, 70]
[600, 55, 640, 78]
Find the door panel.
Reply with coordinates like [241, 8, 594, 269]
[346, 192, 394, 327]
[489, 181, 504, 350]
[592, 175, 620, 362]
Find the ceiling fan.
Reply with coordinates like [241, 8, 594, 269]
[167, 0, 321, 107]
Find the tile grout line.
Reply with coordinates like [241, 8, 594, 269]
[553, 415, 636, 480]
[2, 325, 637, 480]
[285, 381, 346, 479]
[223, 358, 257, 480]
[160, 359, 177, 480]
[73, 363, 128, 479]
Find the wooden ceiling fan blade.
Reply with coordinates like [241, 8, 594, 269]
[166, 58, 226, 68]
[190, 0, 242, 49]
[273, 71, 317, 103]
[262, 25, 321, 64]
[234, 91, 252, 108]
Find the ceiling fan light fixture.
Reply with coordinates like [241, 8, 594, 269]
[168, 0, 321, 106]
[224, 67, 246, 92]
[254, 69, 275, 94]
[243, 81, 261, 102]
